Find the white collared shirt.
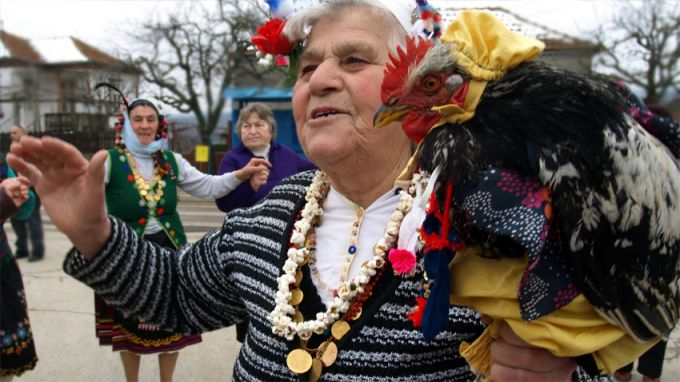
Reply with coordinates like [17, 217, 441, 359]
[313, 186, 400, 307]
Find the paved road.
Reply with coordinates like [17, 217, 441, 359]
[6, 194, 239, 381]
[6, 194, 680, 381]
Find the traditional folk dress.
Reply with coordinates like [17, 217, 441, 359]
[94, 147, 200, 354]
[0, 154, 38, 376]
[65, 171, 606, 381]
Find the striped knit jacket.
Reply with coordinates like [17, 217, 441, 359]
[64, 171, 605, 381]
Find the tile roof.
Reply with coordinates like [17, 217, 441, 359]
[439, 7, 598, 51]
[0, 30, 124, 65]
[0, 30, 44, 62]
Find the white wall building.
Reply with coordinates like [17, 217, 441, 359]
[0, 30, 140, 133]
[436, 6, 600, 74]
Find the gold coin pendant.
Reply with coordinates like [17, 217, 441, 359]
[331, 320, 350, 340]
[286, 349, 313, 374]
[289, 288, 304, 306]
[309, 358, 323, 382]
[320, 341, 338, 367]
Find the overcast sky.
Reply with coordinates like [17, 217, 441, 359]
[1, 0, 624, 49]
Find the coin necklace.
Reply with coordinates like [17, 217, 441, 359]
[267, 171, 414, 378]
[125, 151, 165, 207]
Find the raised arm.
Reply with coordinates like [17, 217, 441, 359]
[215, 152, 270, 212]
[62, 215, 246, 334]
[175, 153, 270, 200]
[8, 136, 110, 258]
[9, 136, 246, 333]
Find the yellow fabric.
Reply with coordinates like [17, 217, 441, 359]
[450, 246, 658, 376]
[441, 10, 545, 81]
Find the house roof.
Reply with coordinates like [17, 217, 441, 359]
[438, 6, 598, 51]
[0, 30, 44, 63]
[0, 30, 127, 66]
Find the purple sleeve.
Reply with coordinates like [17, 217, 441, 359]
[215, 144, 316, 213]
[296, 153, 317, 172]
[214, 150, 260, 213]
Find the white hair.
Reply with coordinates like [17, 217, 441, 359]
[283, 0, 409, 52]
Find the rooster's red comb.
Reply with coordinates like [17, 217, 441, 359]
[381, 36, 434, 103]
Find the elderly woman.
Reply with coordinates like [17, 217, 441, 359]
[216, 102, 314, 343]
[216, 102, 315, 213]
[92, 96, 274, 382]
[8, 1, 596, 380]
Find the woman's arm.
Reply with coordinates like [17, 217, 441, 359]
[8, 137, 111, 258]
[175, 152, 270, 201]
[490, 321, 578, 381]
[63, 214, 246, 334]
[215, 152, 271, 212]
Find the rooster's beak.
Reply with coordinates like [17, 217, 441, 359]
[374, 104, 411, 128]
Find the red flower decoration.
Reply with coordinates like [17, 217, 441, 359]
[406, 296, 427, 328]
[388, 248, 417, 275]
[251, 18, 292, 56]
[157, 208, 164, 215]
[274, 55, 288, 66]
[138, 217, 146, 225]
[127, 174, 134, 182]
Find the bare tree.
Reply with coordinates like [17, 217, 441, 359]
[592, 0, 680, 104]
[125, 0, 277, 138]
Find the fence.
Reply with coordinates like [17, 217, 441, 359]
[0, 131, 115, 155]
[44, 113, 110, 133]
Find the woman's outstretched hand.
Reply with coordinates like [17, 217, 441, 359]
[8, 136, 111, 259]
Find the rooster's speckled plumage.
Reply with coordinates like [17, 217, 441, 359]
[375, 35, 680, 343]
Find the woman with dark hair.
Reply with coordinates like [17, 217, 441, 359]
[97, 98, 269, 382]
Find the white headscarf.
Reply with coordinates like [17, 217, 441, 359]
[279, 0, 419, 35]
[121, 100, 164, 158]
[372, 0, 419, 35]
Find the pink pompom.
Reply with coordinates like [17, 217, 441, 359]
[388, 248, 417, 275]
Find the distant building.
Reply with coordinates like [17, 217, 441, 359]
[438, 6, 600, 73]
[0, 30, 141, 133]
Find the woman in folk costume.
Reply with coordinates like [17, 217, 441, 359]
[0, 154, 38, 379]
[9, 1, 611, 381]
[94, 88, 269, 382]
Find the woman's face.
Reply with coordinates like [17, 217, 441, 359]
[292, 7, 409, 172]
[129, 106, 159, 145]
[240, 112, 273, 152]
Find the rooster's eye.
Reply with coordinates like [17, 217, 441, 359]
[421, 75, 441, 92]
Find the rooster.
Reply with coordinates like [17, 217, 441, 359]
[375, 10, 680, 375]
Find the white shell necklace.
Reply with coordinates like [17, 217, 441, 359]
[267, 171, 414, 341]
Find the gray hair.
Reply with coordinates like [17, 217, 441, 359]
[284, 0, 409, 53]
[235, 102, 277, 139]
